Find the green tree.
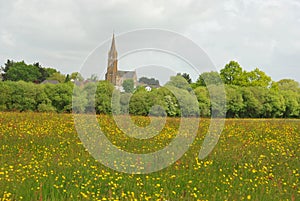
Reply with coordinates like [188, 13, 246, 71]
[128, 86, 168, 116]
[36, 87, 56, 112]
[149, 105, 167, 117]
[250, 88, 285, 118]
[246, 68, 271, 87]
[165, 75, 199, 116]
[220, 61, 248, 86]
[280, 90, 299, 117]
[120, 93, 131, 114]
[122, 79, 134, 93]
[178, 73, 192, 84]
[277, 79, 299, 92]
[264, 89, 285, 118]
[47, 72, 66, 83]
[44, 83, 73, 112]
[129, 90, 151, 115]
[4, 61, 42, 82]
[270, 81, 279, 91]
[1, 59, 15, 81]
[150, 87, 179, 116]
[83, 82, 97, 113]
[162, 81, 199, 117]
[65, 74, 71, 83]
[37, 103, 56, 112]
[164, 95, 179, 116]
[165, 75, 192, 91]
[0, 81, 56, 112]
[225, 85, 244, 118]
[297, 94, 300, 118]
[1, 60, 57, 83]
[6, 81, 37, 111]
[35, 84, 56, 112]
[0, 82, 11, 110]
[207, 85, 226, 117]
[111, 89, 121, 115]
[138, 77, 159, 86]
[72, 86, 87, 113]
[44, 67, 58, 78]
[239, 87, 262, 118]
[33, 62, 48, 83]
[70, 72, 84, 81]
[95, 81, 114, 114]
[193, 86, 210, 117]
[195, 71, 223, 87]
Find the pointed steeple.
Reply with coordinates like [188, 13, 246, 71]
[109, 33, 117, 59]
[106, 33, 118, 85]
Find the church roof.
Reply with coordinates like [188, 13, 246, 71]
[117, 70, 136, 79]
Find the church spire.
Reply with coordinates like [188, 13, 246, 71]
[105, 33, 118, 85]
[109, 33, 117, 59]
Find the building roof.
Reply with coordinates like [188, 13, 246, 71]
[117, 70, 136, 79]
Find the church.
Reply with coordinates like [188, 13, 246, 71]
[105, 34, 137, 89]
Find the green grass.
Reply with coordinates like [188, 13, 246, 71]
[0, 112, 299, 200]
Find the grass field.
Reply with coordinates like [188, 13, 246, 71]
[0, 112, 299, 200]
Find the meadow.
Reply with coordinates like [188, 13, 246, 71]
[0, 112, 299, 200]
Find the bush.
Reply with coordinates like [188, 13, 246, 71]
[37, 103, 56, 112]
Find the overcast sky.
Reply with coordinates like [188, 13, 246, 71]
[0, 0, 299, 82]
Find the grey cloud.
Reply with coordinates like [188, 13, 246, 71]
[0, 0, 299, 81]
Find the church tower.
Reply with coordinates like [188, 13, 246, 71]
[105, 34, 118, 85]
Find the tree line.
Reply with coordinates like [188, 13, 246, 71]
[1, 60, 84, 83]
[0, 60, 299, 118]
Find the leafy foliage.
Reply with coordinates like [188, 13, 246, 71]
[195, 71, 223, 87]
[277, 79, 300, 92]
[47, 72, 66, 83]
[220, 61, 247, 85]
[3, 61, 42, 82]
[70, 72, 84, 81]
[246, 68, 271, 87]
[1, 60, 59, 83]
[138, 77, 159, 86]
[0, 59, 299, 118]
[95, 81, 115, 114]
[122, 79, 134, 93]
[165, 75, 192, 92]
[178, 73, 192, 84]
